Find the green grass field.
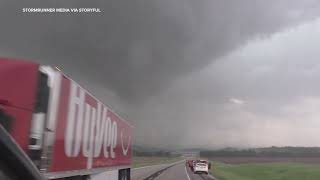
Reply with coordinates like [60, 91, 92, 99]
[211, 162, 320, 180]
[132, 156, 183, 168]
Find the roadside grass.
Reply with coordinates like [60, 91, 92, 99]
[132, 156, 184, 168]
[210, 161, 320, 180]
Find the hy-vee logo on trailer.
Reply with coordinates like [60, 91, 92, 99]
[64, 82, 130, 169]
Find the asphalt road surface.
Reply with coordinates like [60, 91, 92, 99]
[156, 163, 216, 180]
[131, 163, 174, 180]
[131, 161, 217, 180]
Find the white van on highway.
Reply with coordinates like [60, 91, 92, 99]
[193, 160, 209, 174]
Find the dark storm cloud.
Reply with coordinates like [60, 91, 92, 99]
[1, 0, 319, 102]
[1, 0, 320, 148]
[133, 20, 320, 148]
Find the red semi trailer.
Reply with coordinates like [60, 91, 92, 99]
[0, 58, 132, 180]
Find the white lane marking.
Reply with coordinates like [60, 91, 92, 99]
[185, 166, 191, 180]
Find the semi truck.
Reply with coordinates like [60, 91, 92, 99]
[0, 58, 133, 180]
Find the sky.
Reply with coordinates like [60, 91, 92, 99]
[1, 0, 320, 149]
[134, 19, 320, 148]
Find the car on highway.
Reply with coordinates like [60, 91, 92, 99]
[193, 160, 210, 174]
[186, 159, 194, 169]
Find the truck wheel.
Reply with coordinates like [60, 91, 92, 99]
[119, 168, 130, 180]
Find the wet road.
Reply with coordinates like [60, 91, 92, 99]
[131, 163, 174, 180]
[131, 161, 217, 180]
[156, 162, 216, 180]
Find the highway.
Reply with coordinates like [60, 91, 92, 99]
[131, 163, 174, 180]
[132, 161, 217, 180]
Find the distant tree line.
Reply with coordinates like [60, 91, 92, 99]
[200, 147, 320, 157]
[133, 150, 180, 157]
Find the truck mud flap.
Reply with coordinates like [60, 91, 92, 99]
[119, 168, 130, 180]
